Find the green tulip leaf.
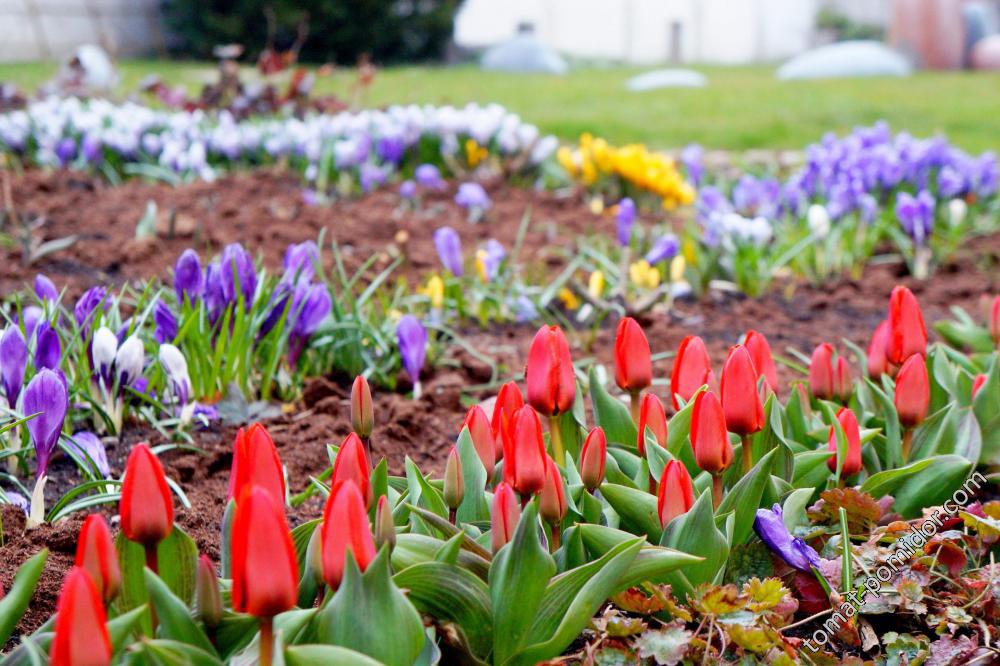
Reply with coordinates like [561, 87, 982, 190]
[284, 645, 385, 666]
[0, 549, 48, 647]
[716, 449, 777, 546]
[588, 366, 637, 450]
[660, 490, 728, 592]
[598, 483, 661, 542]
[143, 568, 217, 655]
[115, 524, 199, 631]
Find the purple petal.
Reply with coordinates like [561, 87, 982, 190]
[66, 431, 110, 478]
[433, 227, 464, 276]
[1, 326, 28, 407]
[23, 369, 68, 477]
[34, 274, 59, 303]
[396, 315, 428, 384]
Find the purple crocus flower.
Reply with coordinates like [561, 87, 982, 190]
[55, 138, 76, 166]
[1, 326, 28, 407]
[399, 179, 417, 200]
[480, 239, 506, 279]
[454, 182, 491, 211]
[19, 306, 42, 341]
[645, 235, 680, 265]
[753, 504, 822, 573]
[397, 315, 428, 387]
[34, 321, 61, 371]
[66, 431, 110, 478]
[203, 262, 226, 321]
[433, 227, 464, 276]
[681, 144, 704, 186]
[937, 166, 965, 198]
[360, 163, 387, 193]
[616, 198, 636, 247]
[74, 286, 107, 336]
[288, 283, 332, 366]
[153, 300, 178, 344]
[2, 490, 28, 514]
[219, 243, 257, 306]
[376, 135, 406, 164]
[81, 135, 102, 164]
[895, 190, 936, 245]
[283, 241, 319, 286]
[974, 152, 998, 197]
[34, 274, 58, 303]
[174, 249, 203, 304]
[415, 164, 444, 190]
[23, 368, 68, 477]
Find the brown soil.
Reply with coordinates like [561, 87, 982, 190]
[1, 169, 998, 642]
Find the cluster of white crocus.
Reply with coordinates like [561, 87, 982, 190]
[0, 97, 558, 185]
[90, 326, 144, 432]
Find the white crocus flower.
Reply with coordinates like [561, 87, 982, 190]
[948, 198, 967, 227]
[807, 204, 831, 238]
[114, 335, 145, 388]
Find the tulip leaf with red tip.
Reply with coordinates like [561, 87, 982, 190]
[588, 367, 638, 451]
[972, 360, 1000, 464]
[143, 568, 218, 656]
[716, 449, 778, 546]
[0, 549, 48, 646]
[660, 490, 729, 594]
[316, 548, 426, 666]
[115, 525, 199, 625]
[455, 426, 490, 523]
[599, 483, 662, 543]
[284, 645, 386, 666]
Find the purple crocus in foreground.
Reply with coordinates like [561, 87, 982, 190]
[18, 306, 42, 341]
[34, 321, 61, 371]
[434, 226, 464, 276]
[616, 198, 636, 247]
[66, 431, 110, 478]
[645, 234, 680, 265]
[74, 286, 107, 337]
[174, 249, 203, 304]
[23, 368, 68, 526]
[35, 274, 59, 303]
[1, 326, 28, 408]
[753, 504, 822, 573]
[415, 164, 444, 190]
[219, 243, 257, 306]
[153, 300, 178, 344]
[288, 283, 332, 366]
[895, 190, 936, 246]
[397, 315, 428, 398]
[283, 241, 319, 286]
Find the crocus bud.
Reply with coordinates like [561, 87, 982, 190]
[231, 488, 298, 618]
[670, 335, 714, 410]
[321, 480, 377, 590]
[443, 446, 464, 510]
[34, 321, 61, 371]
[227, 423, 285, 507]
[159, 344, 192, 405]
[972, 374, 987, 399]
[538, 456, 567, 525]
[895, 354, 930, 429]
[827, 407, 862, 477]
[35, 273, 59, 303]
[195, 555, 222, 629]
[990, 295, 999, 346]
[491, 482, 520, 554]
[614, 317, 652, 393]
[119, 443, 173, 547]
[867, 320, 891, 378]
[887, 286, 927, 365]
[75, 515, 121, 604]
[833, 357, 852, 403]
[174, 248, 204, 304]
[331, 432, 372, 509]
[636, 393, 668, 456]
[374, 495, 395, 551]
[744, 330, 779, 393]
[526, 325, 575, 416]
[24, 368, 68, 478]
[397, 315, 428, 389]
[91, 326, 117, 387]
[462, 405, 495, 474]
[433, 226, 464, 276]
[808, 343, 835, 401]
[719, 346, 765, 437]
[50, 568, 111, 666]
[690, 391, 733, 474]
[579, 427, 607, 491]
[657, 460, 694, 527]
[502, 407, 547, 496]
[490, 382, 524, 457]
[1, 325, 27, 407]
[350, 376, 374, 439]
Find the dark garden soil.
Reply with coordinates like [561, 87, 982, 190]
[1, 168, 998, 642]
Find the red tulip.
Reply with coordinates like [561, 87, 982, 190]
[808, 343, 835, 401]
[827, 407, 862, 477]
[636, 393, 668, 456]
[972, 374, 987, 399]
[502, 407, 547, 496]
[321, 480, 377, 590]
[719, 346, 765, 437]
[887, 286, 927, 365]
[670, 335, 714, 410]
[895, 354, 930, 429]
[867, 320, 891, 378]
[443, 446, 464, 511]
[490, 381, 524, 458]
[231, 487, 298, 618]
[990, 295, 1000, 346]
[690, 391, 733, 474]
[119, 443, 173, 548]
[525, 325, 575, 416]
[490, 482, 520, 554]
[331, 432, 372, 509]
[462, 405, 496, 474]
[538, 456, 567, 525]
[579, 427, 607, 491]
[614, 317, 652, 393]
[657, 460, 694, 527]
[227, 423, 285, 507]
[50, 567, 111, 666]
[75, 515, 121, 604]
[744, 330, 779, 393]
[833, 356, 853, 403]
[351, 375, 374, 440]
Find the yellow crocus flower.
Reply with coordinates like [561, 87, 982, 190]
[558, 287, 581, 310]
[465, 139, 488, 167]
[588, 270, 605, 299]
[588, 196, 605, 215]
[420, 275, 445, 309]
[475, 250, 490, 283]
[629, 260, 660, 289]
[669, 255, 686, 283]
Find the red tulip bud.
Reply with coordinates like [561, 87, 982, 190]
[374, 495, 396, 551]
[75, 514, 121, 604]
[490, 381, 524, 451]
[691, 391, 733, 474]
[895, 354, 930, 428]
[833, 356, 853, 403]
[195, 555, 222, 629]
[231, 487, 298, 618]
[119, 443, 173, 548]
[579, 427, 607, 491]
[657, 460, 694, 527]
[744, 330, 779, 393]
[636, 393, 668, 456]
[491, 482, 520, 554]
[351, 375, 374, 439]
[670, 335, 714, 410]
[887, 286, 927, 365]
[990, 295, 1000, 346]
[526, 325, 575, 416]
[50, 568, 111, 666]
[808, 343, 835, 401]
[539, 456, 567, 525]
[972, 374, 987, 399]
[502, 406, 547, 496]
[614, 317, 652, 393]
[443, 446, 464, 511]
[720, 346, 765, 437]
[867, 320, 891, 378]
[462, 405, 496, 474]
[321, 480, 377, 591]
[227, 423, 285, 507]
[331, 432, 373, 509]
[827, 407, 862, 477]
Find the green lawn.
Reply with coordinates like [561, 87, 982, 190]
[2, 60, 998, 152]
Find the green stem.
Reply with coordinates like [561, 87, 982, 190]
[741, 435, 752, 475]
[548, 522, 561, 553]
[549, 415, 565, 466]
[901, 429, 913, 462]
[711, 474, 723, 510]
[145, 544, 159, 632]
[259, 617, 274, 666]
[630, 391, 641, 426]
